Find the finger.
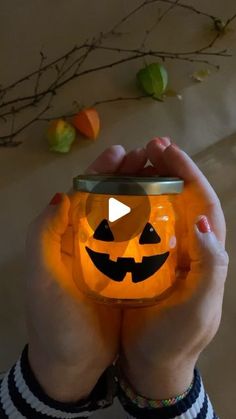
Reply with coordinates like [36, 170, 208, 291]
[85, 145, 126, 174]
[146, 138, 171, 175]
[174, 215, 229, 342]
[138, 165, 159, 176]
[188, 216, 228, 291]
[162, 145, 225, 243]
[68, 145, 127, 223]
[151, 144, 218, 203]
[147, 138, 217, 187]
[26, 193, 70, 267]
[61, 225, 74, 256]
[162, 145, 217, 185]
[147, 141, 225, 243]
[150, 136, 171, 148]
[118, 148, 147, 174]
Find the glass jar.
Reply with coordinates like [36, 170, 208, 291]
[72, 175, 184, 306]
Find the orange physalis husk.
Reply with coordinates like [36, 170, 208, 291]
[73, 108, 100, 140]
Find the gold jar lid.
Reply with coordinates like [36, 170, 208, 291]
[73, 175, 184, 195]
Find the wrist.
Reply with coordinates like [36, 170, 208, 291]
[2, 345, 115, 418]
[119, 356, 195, 400]
[28, 343, 99, 402]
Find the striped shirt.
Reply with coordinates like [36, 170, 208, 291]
[0, 347, 218, 418]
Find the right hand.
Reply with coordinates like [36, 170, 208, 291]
[25, 146, 125, 402]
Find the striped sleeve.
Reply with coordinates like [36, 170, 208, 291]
[118, 370, 219, 419]
[0, 346, 115, 418]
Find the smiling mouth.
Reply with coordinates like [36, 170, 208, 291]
[85, 246, 169, 283]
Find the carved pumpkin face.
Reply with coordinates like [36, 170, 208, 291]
[73, 193, 177, 303]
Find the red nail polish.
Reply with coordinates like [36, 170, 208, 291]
[154, 137, 171, 146]
[50, 193, 62, 205]
[196, 216, 211, 233]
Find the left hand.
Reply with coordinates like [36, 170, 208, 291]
[120, 138, 229, 400]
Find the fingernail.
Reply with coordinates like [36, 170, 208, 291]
[196, 216, 211, 233]
[153, 137, 171, 147]
[49, 193, 62, 205]
[171, 143, 180, 150]
[136, 147, 146, 153]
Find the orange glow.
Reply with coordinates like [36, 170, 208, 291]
[72, 192, 180, 305]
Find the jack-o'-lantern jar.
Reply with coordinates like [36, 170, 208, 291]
[72, 175, 184, 306]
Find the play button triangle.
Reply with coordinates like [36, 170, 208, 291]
[108, 197, 131, 223]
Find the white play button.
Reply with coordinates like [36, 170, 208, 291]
[108, 197, 131, 223]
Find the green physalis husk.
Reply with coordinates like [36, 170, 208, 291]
[47, 119, 76, 153]
[136, 63, 168, 100]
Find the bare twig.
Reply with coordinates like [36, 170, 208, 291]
[141, 0, 181, 49]
[0, 45, 84, 95]
[0, 40, 230, 118]
[0, 0, 224, 100]
[86, 43, 231, 58]
[0, 95, 53, 146]
[38, 95, 149, 121]
[146, 0, 217, 22]
[34, 51, 47, 97]
[93, 94, 149, 107]
[110, 0, 150, 34]
[0, 95, 148, 144]
[0, 1, 236, 146]
[226, 11, 236, 26]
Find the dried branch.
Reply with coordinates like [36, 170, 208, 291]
[87, 43, 231, 58]
[110, 0, 150, 34]
[93, 94, 152, 107]
[0, 0, 236, 146]
[0, 0, 225, 102]
[0, 45, 84, 96]
[0, 95, 53, 146]
[141, 0, 181, 49]
[147, 0, 218, 22]
[38, 95, 149, 121]
[0, 40, 230, 118]
[226, 12, 236, 26]
[34, 51, 47, 97]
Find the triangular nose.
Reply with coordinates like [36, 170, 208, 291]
[108, 197, 131, 222]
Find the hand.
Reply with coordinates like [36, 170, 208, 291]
[25, 146, 126, 402]
[120, 138, 229, 400]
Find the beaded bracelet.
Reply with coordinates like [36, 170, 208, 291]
[117, 369, 194, 409]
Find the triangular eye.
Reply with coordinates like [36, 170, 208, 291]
[139, 223, 161, 244]
[93, 219, 114, 241]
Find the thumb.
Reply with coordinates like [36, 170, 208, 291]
[26, 193, 70, 268]
[189, 215, 229, 289]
